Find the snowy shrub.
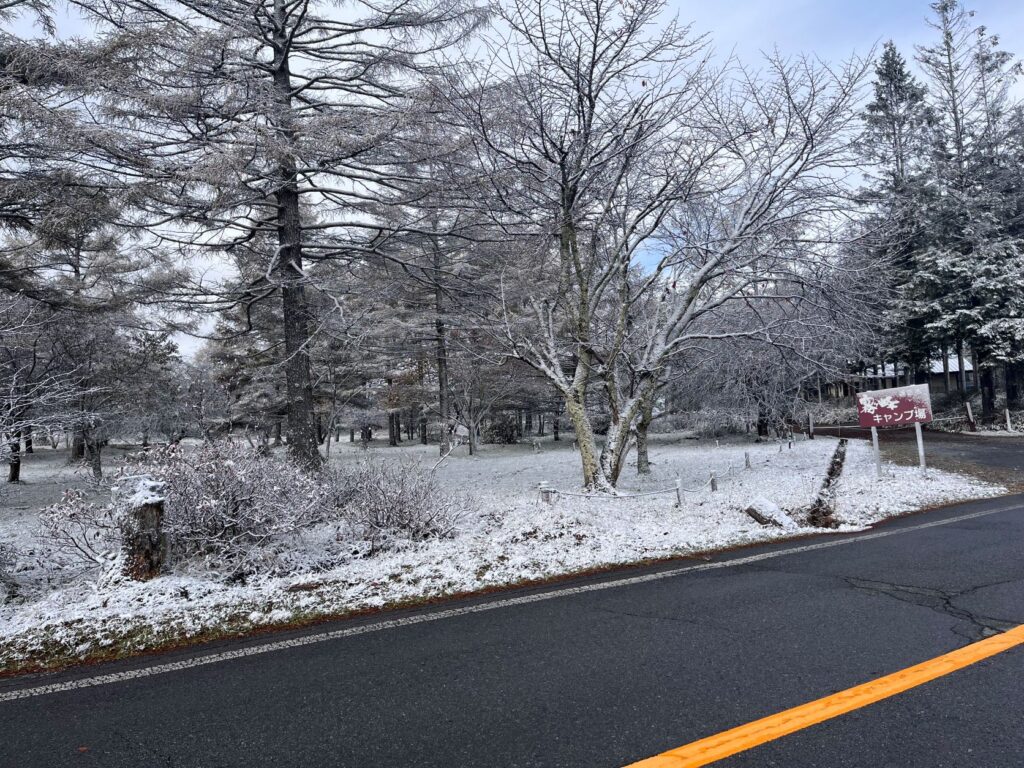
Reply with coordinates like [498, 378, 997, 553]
[39, 489, 123, 569]
[347, 459, 465, 552]
[673, 408, 750, 437]
[122, 443, 342, 574]
[40, 443, 348, 577]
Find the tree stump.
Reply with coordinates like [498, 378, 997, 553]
[120, 477, 168, 581]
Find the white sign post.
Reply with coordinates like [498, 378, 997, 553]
[914, 422, 927, 477]
[870, 426, 882, 478]
[857, 384, 933, 480]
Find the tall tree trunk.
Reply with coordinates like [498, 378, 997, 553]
[756, 403, 769, 438]
[22, 429, 32, 454]
[563, 396, 607, 490]
[942, 343, 951, 394]
[636, 397, 654, 475]
[600, 384, 653, 486]
[1007, 364, 1019, 406]
[957, 340, 967, 393]
[272, 0, 321, 471]
[980, 365, 996, 424]
[7, 436, 20, 483]
[552, 410, 560, 441]
[84, 434, 102, 480]
[388, 412, 398, 447]
[431, 211, 454, 458]
[525, 410, 533, 435]
[71, 431, 85, 461]
[599, 417, 634, 487]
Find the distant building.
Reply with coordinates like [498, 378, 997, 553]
[860, 356, 976, 394]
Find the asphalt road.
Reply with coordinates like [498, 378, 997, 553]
[2, 495, 1023, 767]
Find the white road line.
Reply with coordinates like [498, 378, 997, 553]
[1, 501, 1019, 704]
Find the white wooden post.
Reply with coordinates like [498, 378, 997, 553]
[914, 422, 927, 476]
[539, 481, 553, 505]
[808, 414, 815, 440]
[871, 426, 882, 479]
[1006, 408, 1014, 432]
[674, 478, 682, 507]
[744, 451, 752, 470]
[965, 402, 976, 432]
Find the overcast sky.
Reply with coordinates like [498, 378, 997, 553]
[678, 0, 1024, 72]
[18, 0, 1024, 65]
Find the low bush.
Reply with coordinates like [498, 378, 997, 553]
[129, 443, 345, 574]
[39, 489, 122, 569]
[347, 459, 465, 553]
[38, 442, 468, 578]
[41, 443, 349, 577]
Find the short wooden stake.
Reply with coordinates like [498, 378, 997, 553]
[808, 414, 815, 439]
[674, 479, 682, 507]
[539, 481, 553, 505]
[966, 402, 977, 431]
[1006, 408, 1014, 432]
[744, 451, 751, 470]
[709, 472, 717, 492]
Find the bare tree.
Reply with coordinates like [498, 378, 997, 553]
[459, 0, 873, 489]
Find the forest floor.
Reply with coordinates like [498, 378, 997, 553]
[0, 433, 1004, 675]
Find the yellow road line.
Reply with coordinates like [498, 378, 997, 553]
[625, 624, 1024, 768]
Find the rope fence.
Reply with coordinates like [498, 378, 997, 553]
[536, 436, 809, 507]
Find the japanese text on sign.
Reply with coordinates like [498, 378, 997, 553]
[856, 384, 933, 429]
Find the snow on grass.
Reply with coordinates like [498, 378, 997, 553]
[833, 439, 1003, 526]
[0, 435, 1004, 672]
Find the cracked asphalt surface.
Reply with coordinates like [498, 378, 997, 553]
[1, 495, 1023, 767]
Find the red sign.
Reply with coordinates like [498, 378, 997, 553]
[856, 385, 933, 429]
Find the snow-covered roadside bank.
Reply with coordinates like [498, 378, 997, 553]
[0, 437, 1003, 674]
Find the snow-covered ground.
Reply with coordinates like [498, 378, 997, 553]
[0, 435, 1003, 672]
